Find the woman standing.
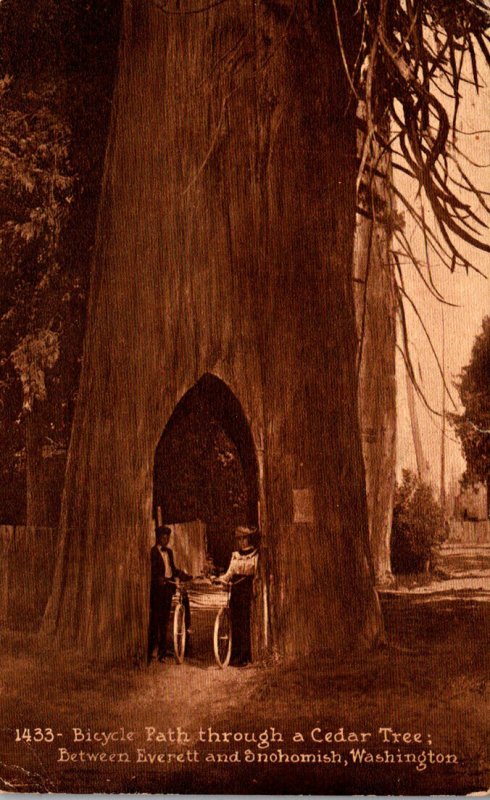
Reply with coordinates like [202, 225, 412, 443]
[220, 525, 259, 666]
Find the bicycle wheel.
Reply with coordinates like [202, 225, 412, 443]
[213, 607, 232, 668]
[173, 603, 186, 664]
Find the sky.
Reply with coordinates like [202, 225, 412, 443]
[395, 73, 490, 500]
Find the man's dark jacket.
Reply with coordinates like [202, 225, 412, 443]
[149, 545, 188, 605]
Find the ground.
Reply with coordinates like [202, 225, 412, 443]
[0, 544, 489, 794]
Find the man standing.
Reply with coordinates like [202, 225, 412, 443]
[147, 525, 191, 664]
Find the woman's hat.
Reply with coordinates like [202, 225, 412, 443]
[235, 525, 257, 538]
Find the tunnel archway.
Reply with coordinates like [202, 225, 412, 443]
[153, 374, 259, 571]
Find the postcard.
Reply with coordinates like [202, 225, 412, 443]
[0, 0, 489, 794]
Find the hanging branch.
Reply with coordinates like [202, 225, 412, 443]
[397, 282, 459, 409]
[347, 0, 490, 276]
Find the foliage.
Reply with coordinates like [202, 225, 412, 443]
[0, 74, 75, 520]
[354, 0, 490, 267]
[450, 316, 490, 489]
[391, 469, 446, 574]
[0, 0, 121, 522]
[0, 75, 74, 407]
[11, 331, 60, 412]
[349, 0, 490, 413]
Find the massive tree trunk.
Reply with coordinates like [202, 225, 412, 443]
[354, 124, 397, 586]
[43, 0, 384, 662]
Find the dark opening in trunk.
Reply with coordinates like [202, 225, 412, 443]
[153, 373, 259, 571]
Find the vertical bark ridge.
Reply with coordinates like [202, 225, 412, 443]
[354, 122, 397, 587]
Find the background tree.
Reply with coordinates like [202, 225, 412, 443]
[354, 116, 398, 587]
[0, 0, 121, 524]
[451, 315, 490, 509]
[0, 75, 74, 525]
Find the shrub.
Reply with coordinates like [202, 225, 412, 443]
[391, 469, 446, 575]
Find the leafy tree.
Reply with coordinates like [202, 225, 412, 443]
[0, 0, 121, 522]
[451, 316, 490, 501]
[391, 470, 446, 574]
[0, 74, 74, 522]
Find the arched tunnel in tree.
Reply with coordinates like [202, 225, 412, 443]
[153, 374, 259, 572]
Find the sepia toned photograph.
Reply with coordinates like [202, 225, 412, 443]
[0, 0, 489, 794]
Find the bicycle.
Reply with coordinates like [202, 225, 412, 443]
[167, 579, 192, 664]
[212, 576, 248, 669]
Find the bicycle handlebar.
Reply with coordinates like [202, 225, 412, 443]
[163, 577, 194, 587]
[212, 575, 250, 587]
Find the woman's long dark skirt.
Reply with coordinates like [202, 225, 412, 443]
[229, 575, 254, 665]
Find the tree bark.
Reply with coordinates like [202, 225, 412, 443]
[354, 127, 396, 587]
[25, 405, 50, 527]
[43, 0, 384, 662]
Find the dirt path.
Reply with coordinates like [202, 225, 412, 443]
[383, 544, 490, 599]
